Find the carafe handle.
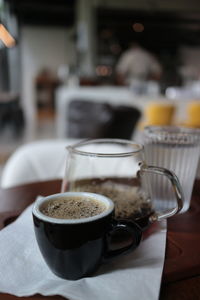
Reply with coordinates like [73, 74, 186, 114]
[140, 165, 183, 222]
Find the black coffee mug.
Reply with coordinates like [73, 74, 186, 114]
[32, 192, 142, 280]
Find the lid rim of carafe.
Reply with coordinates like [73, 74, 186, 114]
[67, 138, 144, 157]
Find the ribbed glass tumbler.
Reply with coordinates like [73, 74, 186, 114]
[143, 126, 200, 213]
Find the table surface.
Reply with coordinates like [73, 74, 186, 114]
[0, 179, 200, 300]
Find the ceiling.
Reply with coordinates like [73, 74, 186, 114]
[97, 8, 200, 54]
[5, 0, 76, 27]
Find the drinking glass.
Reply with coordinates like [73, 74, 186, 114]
[61, 139, 183, 226]
[143, 126, 200, 213]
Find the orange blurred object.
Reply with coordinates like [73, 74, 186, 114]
[0, 24, 16, 48]
[183, 101, 200, 128]
[141, 102, 176, 127]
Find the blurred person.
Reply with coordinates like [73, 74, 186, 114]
[116, 41, 162, 86]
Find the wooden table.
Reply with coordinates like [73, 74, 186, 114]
[0, 179, 200, 300]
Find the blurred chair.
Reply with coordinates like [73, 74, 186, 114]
[1, 139, 77, 188]
[140, 102, 176, 128]
[106, 105, 141, 139]
[67, 99, 141, 139]
[67, 100, 113, 138]
[183, 101, 200, 128]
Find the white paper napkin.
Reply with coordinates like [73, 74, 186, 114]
[0, 203, 166, 300]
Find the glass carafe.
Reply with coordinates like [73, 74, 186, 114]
[61, 139, 183, 226]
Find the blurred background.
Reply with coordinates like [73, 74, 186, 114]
[1, 0, 200, 180]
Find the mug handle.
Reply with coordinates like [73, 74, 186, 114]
[140, 165, 184, 222]
[103, 219, 143, 262]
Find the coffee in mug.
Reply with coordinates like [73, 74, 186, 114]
[32, 192, 142, 280]
[40, 195, 107, 219]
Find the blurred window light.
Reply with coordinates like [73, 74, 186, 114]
[165, 87, 178, 99]
[132, 23, 144, 32]
[0, 24, 16, 48]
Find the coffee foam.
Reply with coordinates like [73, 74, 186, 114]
[41, 196, 107, 219]
[32, 192, 114, 224]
